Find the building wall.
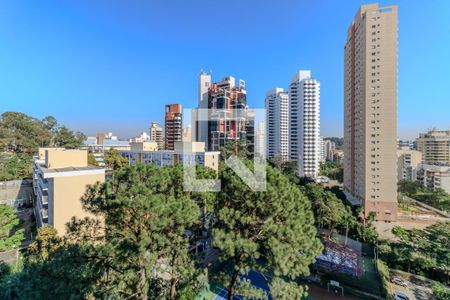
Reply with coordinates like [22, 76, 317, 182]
[416, 130, 450, 165]
[265, 88, 289, 161]
[344, 4, 398, 221]
[396, 148, 422, 181]
[204, 152, 219, 171]
[197, 71, 212, 144]
[174, 141, 206, 153]
[207, 76, 248, 151]
[323, 140, 336, 161]
[149, 122, 164, 150]
[45, 149, 88, 169]
[289, 71, 321, 178]
[165, 104, 182, 150]
[50, 174, 104, 235]
[130, 142, 158, 152]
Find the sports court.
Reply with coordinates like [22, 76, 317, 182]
[316, 239, 363, 277]
[213, 270, 271, 300]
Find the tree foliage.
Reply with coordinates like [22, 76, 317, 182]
[432, 281, 450, 300]
[0, 153, 33, 181]
[54, 126, 85, 149]
[398, 179, 450, 211]
[0, 112, 85, 154]
[0, 206, 24, 251]
[301, 183, 379, 245]
[379, 222, 450, 283]
[0, 112, 86, 180]
[0, 226, 101, 300]
[103, 148, 128, 170]
[220, 139, 251, 161]
[87, 152, 99, 166]
[319, 160, 343, 183]
[78, 163, 205, 299]
[213, 162, 323, 299]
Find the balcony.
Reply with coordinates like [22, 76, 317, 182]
[41, 209, 48, 220]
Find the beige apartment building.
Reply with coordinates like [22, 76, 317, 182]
[149, 121, 164, 149]
[412, 164, 450, 194]
[416, 130, 450, 165]
[396, 147, 422, 182]
[33, 148, 105, 235]
[343, 3, 398, 221]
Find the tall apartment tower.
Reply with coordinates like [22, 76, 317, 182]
[323, 139, 336, 162]
[165, 104, 182, 150]
[196, 75, 247, 151]
[344, 3, 398, 221]
[289, 71, 321, 178]
[265, 88, 289, 161]
[149, 121, 164, 150]
[416, 130, 450, 164]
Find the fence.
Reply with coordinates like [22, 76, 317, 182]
[0, 179, 34, 209]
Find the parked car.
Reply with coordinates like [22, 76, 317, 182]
[391, 276, 408, 287]
[393, 291, 409, 300]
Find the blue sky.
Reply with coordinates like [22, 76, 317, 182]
[0, 0, 449, 139]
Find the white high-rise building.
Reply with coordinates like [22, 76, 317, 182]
[265, 88, 289, 161]
[289, 70, 321, 178]
[323, 139, 336, 161]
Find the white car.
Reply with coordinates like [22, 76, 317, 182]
[393, 291, 409, 300]
[391, 276, 408, 287]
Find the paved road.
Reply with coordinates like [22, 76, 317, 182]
[389, 277, 433, 300]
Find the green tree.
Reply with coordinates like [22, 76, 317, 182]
[319, 160, 343, 182]
[0, 226, 101, 300]
[0, 206, 24, 251]
[0, 153, 33, 180]
[380, 222, 450, 282]
[432, 282, 450, 300]
[54, 126, 85, 149]
[87, 152, 99, 166]
[398, 179, 423, 196]
[213, 162, 323, 300]
[220, 139, 251, 161]
[0, 112, 51, 153]
[79, 164, 202, 299]
[104, 148, 128, 170]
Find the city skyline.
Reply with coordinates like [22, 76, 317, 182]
[0, 0, 449, 139]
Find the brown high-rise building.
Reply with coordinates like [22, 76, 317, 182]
[344, 3, 398, 221]
[165, 104, 182, 150]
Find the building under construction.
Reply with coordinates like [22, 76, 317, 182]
[197, 72, 253, 152]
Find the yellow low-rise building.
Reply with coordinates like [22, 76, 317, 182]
[33, 148, 105, 235]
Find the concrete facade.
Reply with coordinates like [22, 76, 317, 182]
[265, 88, 289, 161]
[33, 148, 105, 235]
[289, 71, 321, 178]
[344, 3, 398, 221]
[416, 130, 450, 165]
[120, 141, 220, 172]
[413, 164, 450, 194]
[165, 104, 182, 150]
[396, 147, 422, 182]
